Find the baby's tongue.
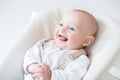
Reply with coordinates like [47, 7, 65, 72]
[59, 35, 68, 41]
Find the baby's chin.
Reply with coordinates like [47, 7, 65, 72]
[55, 43, 73, 50]
[55, 42, 82, 50]
[55, 43, 66, 50]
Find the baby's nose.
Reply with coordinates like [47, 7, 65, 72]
[60, 26, 67, 33]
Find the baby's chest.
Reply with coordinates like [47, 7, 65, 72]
[44, 49, 69, 69]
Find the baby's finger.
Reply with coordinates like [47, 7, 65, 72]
[33, 72, 43, 77]
[42, 63, 50, 68]
[33, 73, 39, 76]
[38, 63, 47, 69]
[37, 63, 44, 67]
[34, 67, 44, 73]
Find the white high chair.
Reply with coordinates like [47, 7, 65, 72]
[0, 8, 120, 80]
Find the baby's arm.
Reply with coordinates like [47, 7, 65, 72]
[23, 43, 41, 73]
[23, 43, 51, 80]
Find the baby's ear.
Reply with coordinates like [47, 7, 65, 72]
[83, 36, 95, 47]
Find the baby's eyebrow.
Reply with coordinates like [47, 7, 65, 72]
[70, 24, 80, 28]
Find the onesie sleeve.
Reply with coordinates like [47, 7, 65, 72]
[23, 43, 40, 73]
[51, 55, 90, 80]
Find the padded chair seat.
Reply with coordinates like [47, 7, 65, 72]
[0, 8, 120, 80]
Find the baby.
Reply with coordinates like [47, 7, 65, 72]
[23, 9, 98, 80]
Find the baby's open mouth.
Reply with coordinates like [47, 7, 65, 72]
[59, 35, 68, 41]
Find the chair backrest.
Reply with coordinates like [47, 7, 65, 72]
[0, 8, 120, 80]
[83, 11, 120, 80]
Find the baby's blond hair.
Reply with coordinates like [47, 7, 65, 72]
[72, 9, 98, 36]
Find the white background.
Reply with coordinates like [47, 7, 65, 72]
[0, 0, 120, 79]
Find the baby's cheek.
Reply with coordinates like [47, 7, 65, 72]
[68, 39, 77, 47]
[69, 36, 82, 48]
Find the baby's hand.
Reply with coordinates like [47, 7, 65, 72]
[34, 63, 51, 80]
[27, 63, 42, 74]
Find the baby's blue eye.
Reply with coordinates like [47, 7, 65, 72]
[59, 23, 63, 27]
[69, 27, 75, 31]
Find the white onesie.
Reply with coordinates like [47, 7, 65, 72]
[23, 40, 90, 80]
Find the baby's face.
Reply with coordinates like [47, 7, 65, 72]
[54, 11, 94, 50]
